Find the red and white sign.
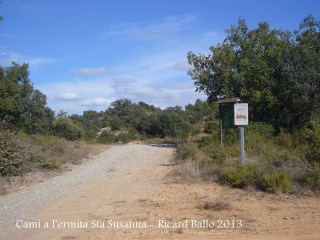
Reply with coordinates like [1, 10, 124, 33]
[234, 103, 249, 125]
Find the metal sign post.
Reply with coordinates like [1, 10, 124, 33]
[240, 127, 245, 164]
[234, 103, 249, 164]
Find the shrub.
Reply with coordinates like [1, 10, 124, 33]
[223, 129, 238, 145]
[191, 126, 201, 136]
[53, 119, 83, 141]
[127, 128, 138, 140]
[202, 144, 226, 164]
[246, 122, 274, 138]
[303, 116, 320, 163]
[198, 136, 218, 148]
[32, 155, 61, 170]
[275, 131, 295, 149]
[116, 133, 129, 143]
[223, 164, 261, 188]
[306, 164, 320, 190]
[261, 171, 292, 193]
[98, 132, 116, 144]
[84, 131, 97, 142]
[176, 142, 198, 160]
[0, 129, 30, 176]
[204, 121, 219, 134]
[0, 128, 60, 176]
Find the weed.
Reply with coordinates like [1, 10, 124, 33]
[198, 201, 231, 211]
[176, 142, 198, 160]
[223, 164, 261, 188]
[306, 164, 320, 190]
[261, 171, 292, 193]
[202, 145, 226, 164]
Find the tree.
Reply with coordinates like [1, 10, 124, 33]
[0, 62, 54, 134]
[277, 15, 320, 129]
[188, 16, 320, 130]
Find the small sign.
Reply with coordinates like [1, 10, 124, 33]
[234, 103, 248, 125]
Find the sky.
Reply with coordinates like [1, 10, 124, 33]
[0, 0, 319, 114]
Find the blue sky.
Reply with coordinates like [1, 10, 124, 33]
[0, 0, 319, 114]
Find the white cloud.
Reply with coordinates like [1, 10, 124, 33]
[54, 93, 78, 101]
[0, 52, 55, 68]
[28, 57, 54, 66]
[72, 67, 108, 76]
[111, 77, 137, 85]
[107, 14, 196, 41]
[81, 98, 111, 107]
[34, 16, 222, 114]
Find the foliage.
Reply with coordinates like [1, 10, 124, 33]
[198, 135, 218, 148]
[0, 127, 59, 176]
[0, 62, 54, 134]
[98, 132, 116, 144]
[68, 98, 215, 141]
[246, 122, 274, 138]
[176, 142, 198, 160]
[261, 171, 292, 193]
[306, 164, 320, 190]
[188, 15, 320, 131]
[202, 144, 226, 164]
[204, 121, 219, 134]
[223, 164, 261, 188]
[53, 118, 83, 141]
[303, 115, 320, 163]
[70, 110, 106, 133]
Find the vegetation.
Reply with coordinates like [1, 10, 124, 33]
[1, 16, 320, 196]
[0, 124, 91, 176]
[188, 15, 320, 131]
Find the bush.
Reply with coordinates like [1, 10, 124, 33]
[204, 121, 219, 134]
[84, 131, 97, 142]
[306, 164, 320, 190]
[53, 119, 83, 141]
[261, 171, 292, 193]
[0, 129, 30, 176]
[0, 128, 60, 176]
[275, 131, 295, 149]
[223, 129, 238, 145]
[127, 128, 138, 141]
[116, 133, 129, 143]
[246, 122, 274, 138]
[202, 144, 226, 164]
[223, 164, 261, 188]
[303, 116, 320, 163]
[98, 132, 116, 144]
[176, 142, 198, 160]
[198, 136, 218, 148]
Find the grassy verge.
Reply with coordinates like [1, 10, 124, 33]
[1, 129, 96, 177]
[0, 127, 101, 194]
[174, 122, 320, 195]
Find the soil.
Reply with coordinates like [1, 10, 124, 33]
[3, 144, 320, 240]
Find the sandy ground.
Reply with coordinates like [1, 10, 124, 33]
[3, 144, 320, 240]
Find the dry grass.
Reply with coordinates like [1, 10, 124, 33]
[197, 200, 231, 211]
[0, 131, 108, 195]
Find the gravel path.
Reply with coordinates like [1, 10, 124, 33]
[0, 144, 173, 239]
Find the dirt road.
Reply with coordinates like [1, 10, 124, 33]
[1, 144, 319, 240]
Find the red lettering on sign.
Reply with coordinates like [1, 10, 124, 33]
[236, 114, 247, 119]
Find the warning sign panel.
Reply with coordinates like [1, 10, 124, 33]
[234, 103, 248, 126]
